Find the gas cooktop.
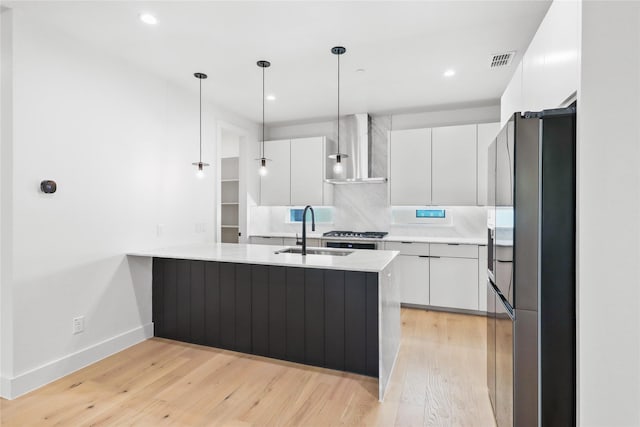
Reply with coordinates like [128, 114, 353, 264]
[322, 231, 388, 239]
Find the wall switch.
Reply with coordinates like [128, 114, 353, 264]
[195, 223, 206, 233]
[72, 316, 84, 335]
[156, 224, 165, 237]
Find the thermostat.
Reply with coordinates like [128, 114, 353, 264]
[40, 180, 57, 194]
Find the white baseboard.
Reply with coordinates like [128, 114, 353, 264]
[0, 375, 11, 399]
[1, 323, 153, 400]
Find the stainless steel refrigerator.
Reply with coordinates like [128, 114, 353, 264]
[487, 107, 576, 427]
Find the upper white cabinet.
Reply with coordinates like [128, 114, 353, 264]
[260, 139, 290, 206]
[477, 122, 501, 206]
[291, 137, 324, 206]
[431, 124, 477, 205]
[389, 128, 431, 205]
[389, 122, 498, 207]
[260, 137, 331, 206]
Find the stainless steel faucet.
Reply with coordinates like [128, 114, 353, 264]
[301, 205, 316, 256]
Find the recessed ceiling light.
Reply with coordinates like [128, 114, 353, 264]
[139, 13, 158, 25]
[443, 69, 456, 77]
[266, 94, 276, 101]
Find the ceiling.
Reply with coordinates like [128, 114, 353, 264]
[10, 1, 552, 124]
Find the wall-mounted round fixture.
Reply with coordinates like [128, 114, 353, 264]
[256, 60, 272, 176]
[443, 69, 456, 77]
[191, 72, 209, 179]
[328, 46, 348, 175]
[139, 13, 158, 25]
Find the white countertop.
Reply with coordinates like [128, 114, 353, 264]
[128, 243, 399, 273]
[249, 232, 487, 245]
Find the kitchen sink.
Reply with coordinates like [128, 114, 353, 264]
[275, 247, 353, 256]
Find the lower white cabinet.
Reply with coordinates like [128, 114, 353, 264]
[249, 236, 284, 245]
[395, 255, 430, 306]
[282, 237, 320, 247]
[478, 246, 488, 312]
[429, 257, 479, 311]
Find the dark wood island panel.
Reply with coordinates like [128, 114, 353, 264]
[152, 258, 379, 377]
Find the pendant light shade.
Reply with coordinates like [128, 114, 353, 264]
[192, 72, 209, 178]
[256, 60, 271, 176]
[328, 46, 348, 175]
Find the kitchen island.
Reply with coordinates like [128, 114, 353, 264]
[128, 243, 400, 401]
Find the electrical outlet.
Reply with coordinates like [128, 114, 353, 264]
[156, 224, 165, 237]
[72, 316, 84, 335]
[195, 223, 206, 233]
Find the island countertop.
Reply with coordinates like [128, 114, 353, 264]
[128, 242, 399, 273]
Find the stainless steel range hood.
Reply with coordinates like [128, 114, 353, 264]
[325, 113, 387, 184]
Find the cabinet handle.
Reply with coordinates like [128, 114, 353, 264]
[447, 243, 460, 246]
[497, 260, 511, 263]
[418, 255, 429, 258]
[400, 241, 413, 244]
[430, 256, 441, 259]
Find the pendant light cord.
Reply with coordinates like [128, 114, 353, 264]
[262, 65, 265, 158]
[337, 52, 340, 154]
[199, 76, 202, 163]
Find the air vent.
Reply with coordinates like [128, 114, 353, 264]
[490, 51, 515, 68]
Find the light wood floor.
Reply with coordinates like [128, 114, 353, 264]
[0, 309, 496, 426]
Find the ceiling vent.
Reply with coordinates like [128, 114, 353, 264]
[490, 51, 516, 68]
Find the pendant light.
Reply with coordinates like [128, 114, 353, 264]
[328, 46, 348, 175]
[256, 60, 271, 176]
[192, 72, 209, 179]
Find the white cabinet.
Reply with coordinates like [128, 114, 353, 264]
[291, 137, 325, 206]
[495, 121, 514, 207]
[389, 123, 497, 207]
[477, 123, 500, 206]
[389, 128, 431, 205]
[249, 236, 284, 245]
[260, 137, 331, 206]
[282, 237, 320, 247]
[431, 124, 477, 205]
[478, 245, 488, 312]
[430, 257, 479, 311]
[260, 139, 290, 206]
[395, 255, 430, 306]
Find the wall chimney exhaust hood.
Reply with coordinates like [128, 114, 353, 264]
[325, 114, 387, 184]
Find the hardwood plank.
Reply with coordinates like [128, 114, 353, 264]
[0, 309, 496, 427]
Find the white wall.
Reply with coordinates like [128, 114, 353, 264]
[577, 2, 640, 425]
[0, 7, 15, 397]
[1, 8, 257, 399]
[500, 0, 579, 123]
[267, 103, 500, 140]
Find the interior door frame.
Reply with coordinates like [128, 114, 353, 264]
[216, 120, 249, 243]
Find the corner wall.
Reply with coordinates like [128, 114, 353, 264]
[577, 2, 640, 425]
[1, 9, 257, 399]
